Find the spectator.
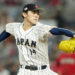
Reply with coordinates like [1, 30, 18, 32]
[55, 10, 67, 28]
[4, 0, 19, 6]
[50, 52, 75, 75]
[0, 11, 8, 32]
[49, 0, 64, 7]
[22, 0, 36, 4]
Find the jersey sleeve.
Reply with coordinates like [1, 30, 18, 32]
[43, 25, 57, 37]
[35, 24, 57, 41]
[6, 23, 15, 35]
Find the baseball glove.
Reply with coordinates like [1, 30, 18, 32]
[59, 38, 75, 53]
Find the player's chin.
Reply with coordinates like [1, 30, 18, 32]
[32, 21, 38, 25]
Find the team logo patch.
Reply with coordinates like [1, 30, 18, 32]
[24, 7, 28, 11]
[35, 5, 38, 8]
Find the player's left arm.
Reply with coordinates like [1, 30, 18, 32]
[50, 28, 75, 38]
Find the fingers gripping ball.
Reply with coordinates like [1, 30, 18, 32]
[59, 38, 75, 53]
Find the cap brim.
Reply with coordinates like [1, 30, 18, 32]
[32, 8, 45, 14]
[34, 8, 44, 11]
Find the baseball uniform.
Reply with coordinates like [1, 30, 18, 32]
[6, 22, 58, 75]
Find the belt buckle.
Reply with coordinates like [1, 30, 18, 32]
[30, 65, 33, 70]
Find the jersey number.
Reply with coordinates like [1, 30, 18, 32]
[29, 49, 36, 55]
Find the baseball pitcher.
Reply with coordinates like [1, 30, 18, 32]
[0, 4, 75, 75]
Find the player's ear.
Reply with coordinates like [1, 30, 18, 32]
[22, 12, 27, 18]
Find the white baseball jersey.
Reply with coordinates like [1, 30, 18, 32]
[6, 22, 56, 66]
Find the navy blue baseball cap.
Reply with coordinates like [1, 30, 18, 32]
[23, 4, 42, 12]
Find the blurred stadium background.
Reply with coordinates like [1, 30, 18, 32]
[0, 0, 75, 75]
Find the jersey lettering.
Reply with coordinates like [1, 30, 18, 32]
[31, 41, 36, 47]
[25, 39, 30, 46]
[16, 38, 36, 48]
[21, 39, 24, 45]
[30, 49, 36, 55]
[17, 38, 20, 45]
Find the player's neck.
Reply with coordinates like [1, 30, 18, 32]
[23, 19, 32, 31]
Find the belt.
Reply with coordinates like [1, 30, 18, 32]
[20, 65, 47, 70]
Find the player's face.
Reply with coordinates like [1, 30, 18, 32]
[25, 10, 39, 25]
